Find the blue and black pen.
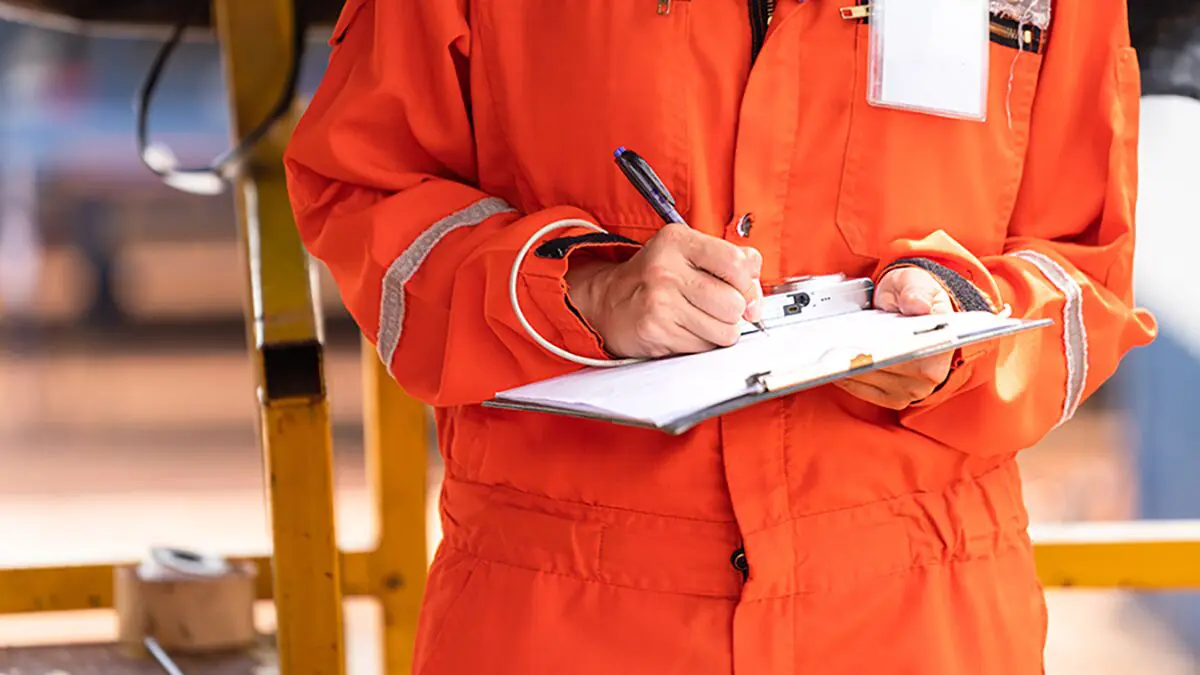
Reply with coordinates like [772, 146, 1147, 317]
[613, 146, 686, 225]
[613, 147, 768, 334]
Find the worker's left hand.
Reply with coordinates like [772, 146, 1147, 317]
[834, 267, 955, 410]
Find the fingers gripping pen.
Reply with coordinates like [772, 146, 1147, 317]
[613, 147, 768, 334]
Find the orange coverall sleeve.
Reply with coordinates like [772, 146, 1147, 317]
[872, 0, 1157, 456]
[283, 0, 640, 407]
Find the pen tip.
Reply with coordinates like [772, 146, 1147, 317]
[614, 147, 626, 158]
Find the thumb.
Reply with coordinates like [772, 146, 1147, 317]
[873, 269, 905, 313]
[899, 287, 935, 315]
[897, 275, 948, 316]
[874, 285, 901, 313]
[875, 268, 946, 316]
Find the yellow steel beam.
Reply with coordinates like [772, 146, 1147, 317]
[363, 340, 430, 675]
[0, 552, 374, 615]
[5, 520, 1200, 629]
[1033, 520, 1200, 589]
[211, 1, 344, 674]
[9, 526, 1200, 614]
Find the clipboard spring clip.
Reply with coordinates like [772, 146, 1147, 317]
[745, 371, 772, 391]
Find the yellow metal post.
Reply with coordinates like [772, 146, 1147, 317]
[211, 2, 344, 674]
[363, 340, 429, 674]
[0, 552, 374, 615]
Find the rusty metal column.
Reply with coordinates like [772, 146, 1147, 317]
[211, 2, 345, 674]
[363, 339, 429, 674]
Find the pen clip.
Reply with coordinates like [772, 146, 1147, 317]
[614, 147, 676, 207]
[633, 153, 676, 207]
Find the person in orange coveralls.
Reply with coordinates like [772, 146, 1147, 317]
[284, 0, 1156, 671]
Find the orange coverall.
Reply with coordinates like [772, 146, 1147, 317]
[285, 0, 1156, 671]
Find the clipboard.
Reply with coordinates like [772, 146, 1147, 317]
[484, 310, 1052, 435]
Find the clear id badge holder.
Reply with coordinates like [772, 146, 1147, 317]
[866, 0, 991, 122]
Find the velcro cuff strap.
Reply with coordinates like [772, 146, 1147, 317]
[883, 257, 995, 313]
[535, 232, 640, 259]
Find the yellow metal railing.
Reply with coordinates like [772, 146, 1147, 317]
[1032, 522, 1200, 589]
[0, 354, 427, 671]
[0, 0, 431, 671]
[6, 455, 1200, 674]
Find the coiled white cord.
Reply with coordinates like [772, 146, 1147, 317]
[509, 219, 645, 368]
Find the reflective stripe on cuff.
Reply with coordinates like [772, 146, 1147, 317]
[376, 196, 517, 369]
[1006, 249, 1088, 426]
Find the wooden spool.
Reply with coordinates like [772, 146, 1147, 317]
[115, 549, 258, 655]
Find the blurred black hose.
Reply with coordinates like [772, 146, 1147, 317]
[133, 0, 309, 193]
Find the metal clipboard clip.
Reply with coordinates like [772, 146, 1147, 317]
[745, 321, 957, 393]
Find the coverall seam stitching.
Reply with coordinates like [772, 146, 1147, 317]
[449, 477, 740, 525]
[831, 21, 874, 261]
[739, 538, 1030, 603]
[414, 555, 484, 675]
[779, 391, 797, 667]
[1098, 45, 1119, 286]
[1099, 48, 1138, 289]
[440, 542, 741, 600]
[777, 7, 807, 278]
[469, 2, 544, 213]
[739, 466, 1010, 536]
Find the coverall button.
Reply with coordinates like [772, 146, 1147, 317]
[735, 213, 753, 237]
[731, 548, 749, 581]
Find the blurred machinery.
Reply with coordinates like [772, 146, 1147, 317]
[0, 0, 342, 36]
[1, 1, 429, 674]
[1125, 0, 1200, 659]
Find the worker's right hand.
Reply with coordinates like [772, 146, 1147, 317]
[564, 222, 763, 359]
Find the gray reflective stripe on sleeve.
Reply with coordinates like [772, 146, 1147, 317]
[1007, 249, 1088, 426]
[376, 196, 517, 369]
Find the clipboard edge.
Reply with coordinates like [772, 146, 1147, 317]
[485, 317, 1054, 436]
[481, 398, 666, 431]
[659, 317, 1054, 434]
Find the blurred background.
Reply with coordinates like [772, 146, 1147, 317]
[1, 4, 1199, 674]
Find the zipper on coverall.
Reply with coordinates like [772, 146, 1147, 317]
[749, 0, 776, 63]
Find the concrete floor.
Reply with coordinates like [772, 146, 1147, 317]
[0, 347, 1197, 674]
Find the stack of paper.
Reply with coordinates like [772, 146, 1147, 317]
[487, 309, 1048, 434]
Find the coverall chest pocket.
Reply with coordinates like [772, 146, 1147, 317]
[834, 20, 1046, 260]
[472, 0, 693, 236]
